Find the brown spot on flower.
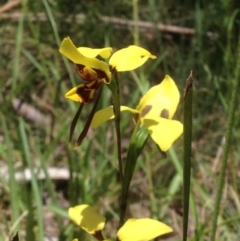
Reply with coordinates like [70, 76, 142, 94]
[160, 109, 169, 119]
[76, 80, 102, 103]
[141, 105, 152, 117]
[94, 68, 110, 83]
[76, 64, 110, 83]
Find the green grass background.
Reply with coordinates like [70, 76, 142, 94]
[0, 0, 240, 240]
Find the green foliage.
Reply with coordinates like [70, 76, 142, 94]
[0, 0, 239, 240]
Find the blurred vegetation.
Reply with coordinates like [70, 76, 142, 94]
[0, 0, 240, 241]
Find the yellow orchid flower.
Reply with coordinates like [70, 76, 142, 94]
[59, 37, 156, 103]
[91, 75, 183, 151]
[69, 204, 173, 241]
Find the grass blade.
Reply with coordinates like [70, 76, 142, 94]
[183, 71, 193, 241]
[18, 118, 44, 241]
[1, 116, 19, 230]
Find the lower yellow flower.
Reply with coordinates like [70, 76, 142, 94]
[91, 75, 183, 151]
[68, 205, 106, 234]
[69, 204, 173, 241]
[117, 218, 172, 241]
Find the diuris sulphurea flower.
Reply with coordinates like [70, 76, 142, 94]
[60, 37, 156, 148]
[91, 75, 183, 151]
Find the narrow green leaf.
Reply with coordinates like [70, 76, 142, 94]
[1, 115, 19, 226]
[18, 119, 44, 241]
[119, 123, 149, 227]
[183, 71, 193, 241]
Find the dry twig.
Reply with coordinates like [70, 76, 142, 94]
[0, 12, 218, 37]
[0, 0, 20, 14]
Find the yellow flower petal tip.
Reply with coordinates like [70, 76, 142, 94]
[78, 47, 112, 59]
[117, 218, 173, 241]
[68, 204, 106, 234]
[109, 45, 156, 71]
[59, 37, 82, 63]
[65, 86, 81, 102]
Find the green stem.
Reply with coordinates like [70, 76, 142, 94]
[210, 36, 240, 240]
[112, 73, 124, 185]
[183, 72, 193, 241]
[132, 0, 139, 45]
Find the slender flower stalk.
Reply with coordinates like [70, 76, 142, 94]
[109, 72, 124, 184]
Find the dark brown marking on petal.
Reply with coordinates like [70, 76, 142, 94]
[76, 80, 101, 103]
[86, 79, 101, 89]
[109, 65, 117, 74]
[76, 64, 110, 83]
[77, 65, 98, 82]
[76, 86, 92, 103]
[94, 230, 105, 241]
[76, 64, 85, 74]
[141, 105, 152, 117]
[93, 68, 110, 83]
[160, 109, 169, 119]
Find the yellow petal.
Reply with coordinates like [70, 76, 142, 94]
[65, 83, 98, 103]
[117, 218, 173, 241]
[137, 75, 180, 119]
[109, 45, 156, 71]
[59, 37, 111, 82]
[78, 47, 112, 59]
[143, 116, 183, 151]
[65, 86, 82, 102]
[91, 106, 139, 129]
[68, 204, 105, 234]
